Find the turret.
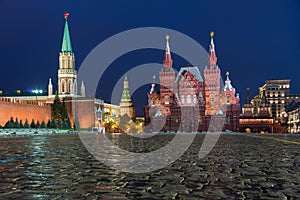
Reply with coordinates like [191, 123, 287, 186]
[163, 35, 173, 69]
[208, 31, 218, 69]
[48, 78, 53, 96]
[81, 81, 85, 97]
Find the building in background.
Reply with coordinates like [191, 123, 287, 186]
[239, 88, 278, 133]
[241, 79, 300, 133]
[258, 79, 290, 121]
[285, 99, 300, 133]
[144, 33, 240, 132]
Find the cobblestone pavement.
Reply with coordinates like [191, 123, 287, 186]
[0, 133, 299, 199]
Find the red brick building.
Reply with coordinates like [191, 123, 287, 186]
[144, 32, 240, 132]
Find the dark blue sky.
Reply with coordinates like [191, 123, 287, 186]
[0, 0, 300, 115]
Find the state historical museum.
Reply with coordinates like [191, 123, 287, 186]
[144, 32, 240, 132]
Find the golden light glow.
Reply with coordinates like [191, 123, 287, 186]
[210, 31, 214, 37]
[165, 35, 170, 40]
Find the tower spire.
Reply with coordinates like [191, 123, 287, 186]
[246, 88, 250, 104]
[208, 31, 217, 68]
[58, 12, 76, 96]
[224, 71, 233, 90]
[120, 74, 135, 119]
[48, 78, 53, 96]
[61, 12, 73, 53]
[163, 35, 173, 68]
[121, 74, 131, 101]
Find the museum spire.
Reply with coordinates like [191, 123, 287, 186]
[163, 35, 173, 68]
[208, 31, 217, 68]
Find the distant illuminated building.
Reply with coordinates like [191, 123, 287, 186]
[240, 88, 276, 133]
[144, 32, 240, 132]
[258, 79, 290, 121]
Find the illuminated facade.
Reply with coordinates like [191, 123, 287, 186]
[258, 79, 290, 121]
[240, 88, 276, 133]
[144, 33, 240, 132]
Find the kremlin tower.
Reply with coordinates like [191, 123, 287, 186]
[119, 74, 135, 118]
[57, 12, 77, 96]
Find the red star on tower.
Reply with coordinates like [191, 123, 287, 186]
[64, 12, 69, 20]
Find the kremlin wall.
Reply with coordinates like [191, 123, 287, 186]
[0, 98, 51, 126]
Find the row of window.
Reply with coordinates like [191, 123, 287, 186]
[60, 79, 76, 93]
[180, 94, 197, 104]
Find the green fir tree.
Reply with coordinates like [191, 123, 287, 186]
[41, 121, 46, 128]
[30, 119, 36, 128]
[19, 119, 24, 128]
[24, 119, 30, 128]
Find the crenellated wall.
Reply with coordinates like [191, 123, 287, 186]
[0, 98, 51, 126]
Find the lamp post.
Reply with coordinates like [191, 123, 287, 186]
[32, 89, 43, 101]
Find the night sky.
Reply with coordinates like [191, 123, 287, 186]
[0, 1, 300, 116]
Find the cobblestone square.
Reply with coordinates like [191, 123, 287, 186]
[0, 133, 299, 199]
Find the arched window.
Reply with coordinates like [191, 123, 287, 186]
[165, 95, 170, 105]
[227, 97, 230, 104]
[61, 80, 66, 93]
[181, 95, 185, 104]
[187, 95, 191, 104]
[193, 94, 197, 104]
[68, 80, 73, 94]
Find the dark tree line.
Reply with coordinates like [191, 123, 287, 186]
[3, 117, 47, 129]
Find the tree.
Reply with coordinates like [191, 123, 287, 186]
[19, 119, 24, 128]
[5, 120, 14, 129]
[47, 119, 51, 128]
[61, 100, 68, 120]
[53, 93, 62, 127]
[41, 121, 46, 128]
[36, 120, 41, 128]
[14, 117, 20, 129]
[24, 119, 30, 128]
[9, 117, 14, 125]
[51, 119, 57, 129]
[62, 119, 68, 129]
[52, 94, 71, 129]
[30, 119, 36, 128]
[66, 118, 71, 129]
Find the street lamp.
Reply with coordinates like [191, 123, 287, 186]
[32, 89, 43, 101]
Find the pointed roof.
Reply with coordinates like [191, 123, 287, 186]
[198, 91, 203, 98]
[209, 31, 215, 53]
[246, 88, 250, 104]
[48, 78, 52, 86]
[150, 75, 159, 94]
[61, 12, 73, 52]
[155, 109, 163, 117]
[224, 71, 233, 90]
[163, 35, 173, 68]
[121, 74, 132, 101]
[208, 31, 217, 68]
